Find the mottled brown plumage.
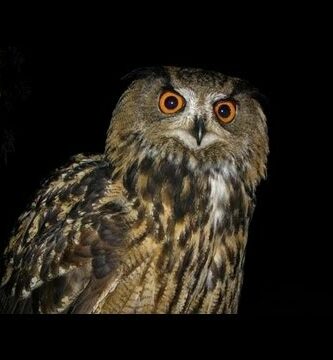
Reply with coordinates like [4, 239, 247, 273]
[0, 67, 268, 313]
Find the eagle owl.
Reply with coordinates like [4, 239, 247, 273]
[0, 67, 268, 314]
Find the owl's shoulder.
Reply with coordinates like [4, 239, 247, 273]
[11, 153, 112, 239]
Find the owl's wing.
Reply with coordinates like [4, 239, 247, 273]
[0, 154, 126, 313]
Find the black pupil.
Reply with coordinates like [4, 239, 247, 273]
[218, 104, 231, 118]
[165, 96, 178, 109]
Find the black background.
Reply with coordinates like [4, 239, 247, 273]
[0, 13, 330, 314]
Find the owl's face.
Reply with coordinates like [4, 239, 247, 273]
[107, 67, 268, 184]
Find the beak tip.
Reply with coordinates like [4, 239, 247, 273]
[196, 133, 203, 146]
[194, 117, 206, 146]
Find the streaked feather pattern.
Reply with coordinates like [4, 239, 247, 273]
[0, 151, 251, 313]
[0, 66, 268, 313]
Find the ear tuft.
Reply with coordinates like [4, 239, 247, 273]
[121, 67, 169, 83]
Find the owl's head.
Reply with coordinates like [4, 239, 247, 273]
[106, 67, 268, 188]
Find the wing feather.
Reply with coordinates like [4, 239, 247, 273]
[0, 154, 126, 313]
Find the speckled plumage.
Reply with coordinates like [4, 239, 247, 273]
[0, 67, 268, 313]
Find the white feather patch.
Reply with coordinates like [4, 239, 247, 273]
[209, 171, 229, 232]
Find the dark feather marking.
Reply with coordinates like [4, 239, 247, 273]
[210, 290, 223, 314]
[52, 276, 68, 304]
[225, 245, 236, 267]
[154, 283, 167, 309]
[165, 217, 175, 245]
[154, 201, 164, 216]
[208, 229, 214, 244]
[40, 247, 55, 281]
[67, 202, 83, 219]
[132, 199, 140, 209]
[111, 168, 121, 181]
[44, 207, 60, 226]
[97, 220, 124, 247]
[209, 261, 219, 289]
[192, 286, 208, 314]
[194, 242, 211, 281]
[178, 227, 190, 248]
[92, 258, 112, 278]
[231, 247, 242, 279]
[62, 161, 96, 181]
[139, 156, 154, 173]
[136, 205, 146, 223]
[219, 291, 228, 313]
[80, 228, 99, 246]
[73, 245, 92, 258]
[123, 161, 138, 195]
[198, 231, 206, 253]
[145, 174, 158, 202]
[131, 212, 151, 246]
[54, 233, 66, 253]
[84, 167, 110, 203]
[159, 161, 179, 186]
[31, 289, 41, 313]
[157, 241, 172, 272]
[99, 201, 124, 214]
[157, 224, 165, 242]
[58, 187, 73, 202]
[219, 258, 226, 283]
[216, 223, 225, 237]
[71, 182, 86, 196]
[78, 171, 96, 187]
[166, 252, 175, 274]
[200, 201, 210, 227]
[168, 246, 194, 313]
[133, 229, 149, 246]
[92, 250, 118, 279]
[228, 280, 239, 311]
[176, 247, 194, 281]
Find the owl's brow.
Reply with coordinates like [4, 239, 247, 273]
[229, 79, 256, 97]
[229, 80, 268, 107]
[161, 84, 178, 92]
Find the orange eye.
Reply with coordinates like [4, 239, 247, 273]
[159, 90, 186, 114]
[214, 99, 237, 125]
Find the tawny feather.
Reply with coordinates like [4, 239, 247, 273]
[0, 67, 268, 313]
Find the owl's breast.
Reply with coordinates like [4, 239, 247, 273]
[98, 163, 250, 314]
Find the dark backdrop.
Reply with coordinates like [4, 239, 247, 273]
[0, 29, 330, 314]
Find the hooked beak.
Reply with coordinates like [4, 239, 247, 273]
[193, 117, 206, 146]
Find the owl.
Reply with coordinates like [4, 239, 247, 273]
[0, 67, 268, 314]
